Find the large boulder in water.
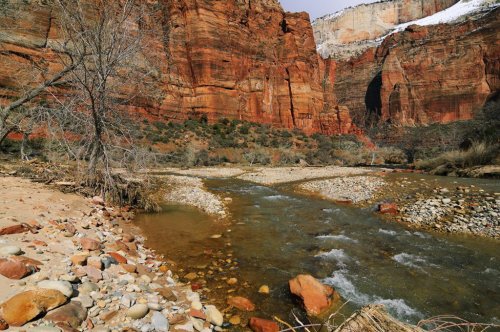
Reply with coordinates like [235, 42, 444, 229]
[289, 274, 341, 316]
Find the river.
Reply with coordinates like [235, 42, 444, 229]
[135, 173, 500, 327]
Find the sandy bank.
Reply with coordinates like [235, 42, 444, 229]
[0, 175, 225, 331]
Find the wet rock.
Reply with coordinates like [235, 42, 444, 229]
[151, 311, 169, 332]
[0, 259, 36, 279]
[80, 238, 101, 251]
[45, 301, 87, 328]
[229, 315, 241, 325]
[227, 296, 255, 311]
[226, 277, 238, 285]
[0, 245, 22, 256]
[258, 285, 270, 294]
[204, 305, 223, 326]
[289, 274, 340, 316]
[249, 317, 279, 332]
[127, 304, 149, 319]
[38, 280, 74, 298]
[0, 289, 67, 326]
[378, 203, 398, 215]
[184, 272, 198, 280]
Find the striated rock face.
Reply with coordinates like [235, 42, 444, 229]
[0, 0, 359, 136]
[313, 0, 459, 60]
[332, 8, 500, 126]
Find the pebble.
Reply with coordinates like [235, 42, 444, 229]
[127, 304, 149, 319]
[151, 311, 169, 332]
[204, 305, 223, 326]
[0, 245, 22, 256]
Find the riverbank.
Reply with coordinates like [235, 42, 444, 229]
[0, 175, 227, 331]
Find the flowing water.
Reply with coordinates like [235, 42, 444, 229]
[135, 174, 500, 326]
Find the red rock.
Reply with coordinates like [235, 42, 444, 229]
[190, 283, 202, 291]
[80, 238, 101, 251]
[0, 0, 360, 137]
[330, 9, 499, 127]
[107, 252, 127, 264]
[33, 240, 48, 247]
[0, 289, 67, 326]
[0, 259, 36, 279]
[0, 224, 28, 235]
[289, 274, 341, 316]
[10, 256, 43, 267]
[378, 203, 398, 215]
[189, 309, 206, 320]
[227, 296, 256, 311]
[249, 317, 279, 332]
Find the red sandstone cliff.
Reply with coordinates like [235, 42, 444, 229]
[0, 0, 357, 136]
[331, 7, 500, 126]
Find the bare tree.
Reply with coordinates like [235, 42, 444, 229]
[50, 0, 154, 191]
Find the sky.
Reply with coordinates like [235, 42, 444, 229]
[279, 0, 378, 20]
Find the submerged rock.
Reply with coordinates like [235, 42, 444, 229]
[227, 296, 255, 311]
[249, 317, 279, 332]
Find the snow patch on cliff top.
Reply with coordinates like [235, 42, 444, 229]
[387, 0, 499, 35]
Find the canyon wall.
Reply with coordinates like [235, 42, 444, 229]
[332, 7, 500, 126]
[0, 0, 357, 136]
[313, 0, 459, 59]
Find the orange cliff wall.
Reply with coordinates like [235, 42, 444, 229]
[331, 8, 500, 126]
[0, 0, 359, 136]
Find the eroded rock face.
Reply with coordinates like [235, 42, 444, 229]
[332, 8, 500, 126]
[0, 0, 358, 136]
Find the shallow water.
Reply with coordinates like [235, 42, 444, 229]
[135, 173, 500, 325]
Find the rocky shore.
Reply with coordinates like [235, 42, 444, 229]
[398, 186, 500, 238]
[162, 175, 227, 218]
[299, 176, 386, 203]
[0, 176, 227, 331]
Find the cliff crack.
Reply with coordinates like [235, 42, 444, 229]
[285, 68, 296, 127]
[42, 9, 53, 49]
